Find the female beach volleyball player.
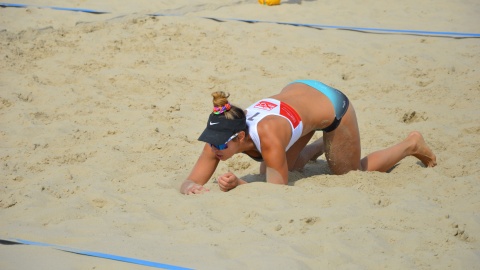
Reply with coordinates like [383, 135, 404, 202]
[180, 80, 437, 194]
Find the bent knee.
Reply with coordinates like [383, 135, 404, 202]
[330, 167, 357, 175]
[328, 160, 361, 175]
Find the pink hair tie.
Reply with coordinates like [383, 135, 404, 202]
[213, 103, 231, 114]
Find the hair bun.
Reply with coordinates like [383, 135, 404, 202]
[211, 91, 231, 114]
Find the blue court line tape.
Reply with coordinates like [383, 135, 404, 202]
[1, 2, 479, 38]
[0, 2, 109, 14]
[1, 238, 193, 270]
[200, 17, 480, 38]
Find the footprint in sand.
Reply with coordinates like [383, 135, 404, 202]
[402, 110, 428, 123]
[451, 222, 470, 242]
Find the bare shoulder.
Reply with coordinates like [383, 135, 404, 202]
[257, 116, 291, 149]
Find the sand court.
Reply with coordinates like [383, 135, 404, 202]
[1, 1, 479, 269]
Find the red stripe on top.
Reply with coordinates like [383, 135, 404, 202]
[279, 102, 301, 128]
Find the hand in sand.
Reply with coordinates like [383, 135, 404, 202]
[217, 172, 239, 192]
[181, 180, 210, 195]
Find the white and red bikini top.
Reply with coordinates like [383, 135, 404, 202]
[246, 98, 303, 153]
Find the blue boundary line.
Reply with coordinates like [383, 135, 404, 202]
[207, 17, 480, 38]
[0, 2, 109, 14]
[2, 238, 193, 270]
[1, 2, 479, 38]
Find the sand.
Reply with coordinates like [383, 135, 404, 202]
[1, 0, 479, 269]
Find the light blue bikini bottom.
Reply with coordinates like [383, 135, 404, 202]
[291, 79, 350, 132]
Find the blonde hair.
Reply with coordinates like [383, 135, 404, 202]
[211, 91, 246, 120]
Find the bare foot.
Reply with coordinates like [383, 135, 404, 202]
[408, 131, 437, 167]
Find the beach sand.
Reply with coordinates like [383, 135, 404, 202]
[1, 1, 479, 269]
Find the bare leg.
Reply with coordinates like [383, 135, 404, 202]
[324, 103, 437, 175]
[309, 139, 325, 161]
[360, 131, 437, 172]
[323, 104, 362, 175]
[290, 138, 325, 171]
[284, 131, 326, 171]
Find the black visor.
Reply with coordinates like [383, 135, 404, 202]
[198, 113, 247, 145]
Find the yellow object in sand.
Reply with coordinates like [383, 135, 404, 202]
[258, 0, 281, 6]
